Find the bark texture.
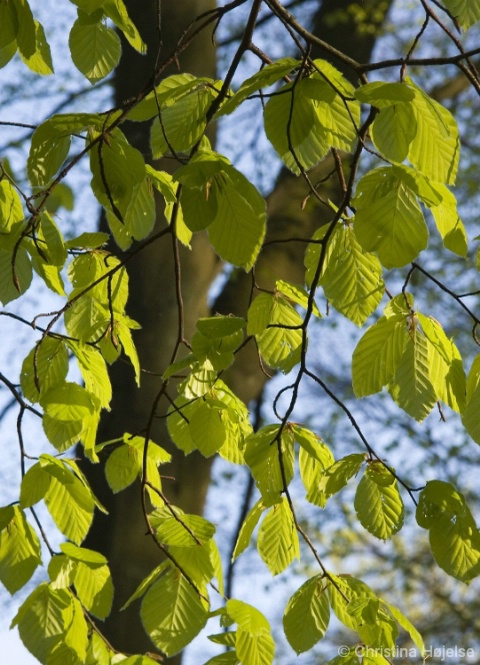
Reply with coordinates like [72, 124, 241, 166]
[84, 0, 393, 659]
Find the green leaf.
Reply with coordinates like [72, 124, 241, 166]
[385, 602, 425, 655]
[309, 453, 365, 508]
[307, 224, 384, 325]
[11, 583, 73, 664]
[69, 341, 112, 410]
[189, 399, 228, 457]
[0, 246, 32, 304]
[150, 79, 216, 157]
[352, 314, 407, 396]
[105, 443, 141, 493]
[89, 128, 146, 219]
[247, 293, 303, 373]
[0, 1, 19, 49]
[69, 9, 121, 83]
[327, 575, 397, 648]
[428, 183, 468, 256]
[102, 0, 146, 53]
[20, 463, 51, 508]
[327, 574, 376, 631]
[72, 559, 113, 619]
[462, 354, 480, 444]
[356, 82, 417, 163]
[417, 312, 466, 413]
[35, 212, 67, 267]
[417, 482, 480, 582]
[217, 58, 300, 117]
[156, 513, 215, 547]
[244, 425, 295, 507]
[355, 81, 415, 107]
[19, 19, 53, 75]
[387, 322, 437, 421]
[203, 652, 240, 665]
[235, 628, 275, 665]
[40, 382, 97, 451]
[42, 459, 96, 545]
[225, 600, 274, 665]
[354, 468, 404, 540]
[205, 162, 266, 271]
[15, 0, 36, 60]
[264, 61, 359, 174]
[169, 542, 215, 588]
[232, 500, 265, 561]
[429, 512, 480, 583]
[407, 78, 460, 185]
[0, 40, 17, 69]
[275, 279, 321, 317]
[27, 113, 102, 187]
[0, 179, 24, 232]
[257, 497, 300, 575]
[293, 425, 334, 466]
[226, 599, 271, 634]
[283, 575, 330, 654]
[141, 564, 209, 656]
[0, 506, 42, 594]
[21, 337, 69, 404]
[416, 480, 467, 530]
[442, 0, 480, 29]
[65, 231, 109, 249]
[353, 167, 428, 269]
[208, 632, 237, 647]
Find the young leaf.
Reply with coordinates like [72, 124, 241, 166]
[69, 9, 121, 84]
[442, 0, 480, 29]
[150, 79, 217, 157]
[0, 246, 32, 304]
[247, 292, 303, 373]
[353, 167, 428, 269]
[0, 506, 42, 594]
[309, 453, 365, 508]
[416, 481, 480, 582]
[141, 564, 209, 656]
[244, 425, 295, 506]
[19, 19, 53, 75]
[429, 512, 480, 583]
[387, 323, 437, 422]
[283, 575, 330, 653]
[257, 497, 300, 575]
[21, 337, 69, 404]
[264, 60, 359, 174]
[155, 513, 216, 548]
[428, 183, 468, 256]
[417, 312, 466, 413]
[354, 468, 404, 540]
[41, 458, 96, 545]
[14, 0, 36, 60]
[306, 223, 384, 325]
[217, 57, 300, 117]
[462, 354, 480, 444]
[102, 0, 146, 53]
[0, 179, 24, 232]
[407, 78, 460, 185]
[226, 599, 275, 665]
[11, 583, 72, 664]
[89, 128, 146, 219]
[232, 500, 265, 560]
[352, 314, 407, 397]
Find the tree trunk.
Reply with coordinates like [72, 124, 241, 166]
[84, 0, 393, 659]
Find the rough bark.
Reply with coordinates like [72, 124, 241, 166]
[83, 0, 393, 659]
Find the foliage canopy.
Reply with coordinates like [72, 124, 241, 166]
[1, 0, 480, 663]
